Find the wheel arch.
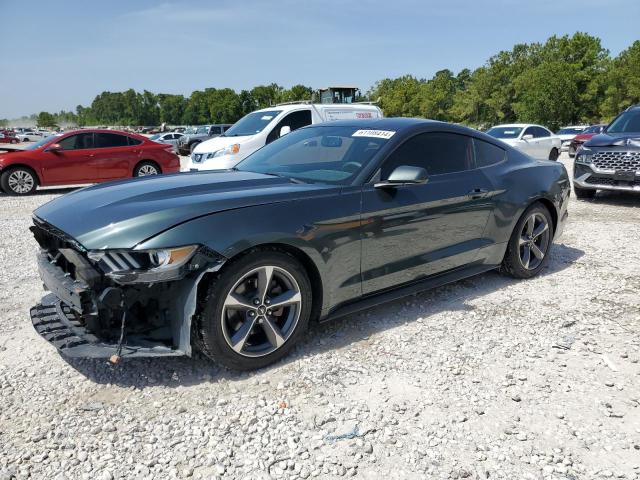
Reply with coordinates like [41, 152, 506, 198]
[533, 197, 558, 234]
[133, 159, 162, 175]
[195, 242, 324, 326]
[1, 163, 42, 185]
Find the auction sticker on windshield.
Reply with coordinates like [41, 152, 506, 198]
[352, 130, 396, 139]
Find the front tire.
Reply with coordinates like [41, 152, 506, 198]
[501, 203, 553, 279]
[196, 249, 312, 370]
[573, 185, 596, 199]
[548, 148, 559, 161]
[1, 167, 38, 195]
[568, 145, 576, 158]
[189, 142, 200, 154]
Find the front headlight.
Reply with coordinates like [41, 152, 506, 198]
[575, 148, 593, 165]
[206, 144, 240, 160]
[88, 245, 199, 284]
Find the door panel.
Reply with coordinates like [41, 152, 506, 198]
[42, 133, 99, 184]
[94, 133, 137, 180]
[360, 171, 494, 294]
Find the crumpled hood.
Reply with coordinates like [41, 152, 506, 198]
[34, 171, 335, 250]
[585, 132, 640, 148]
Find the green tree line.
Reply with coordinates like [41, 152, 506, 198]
[370, 34, 639, 130]
[6, 34, 639, 131]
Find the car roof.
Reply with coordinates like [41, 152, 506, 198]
[313, 117, 439, 130]
[491, 123, 538, 128]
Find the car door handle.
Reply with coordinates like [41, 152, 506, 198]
[468, 188, 489, 199]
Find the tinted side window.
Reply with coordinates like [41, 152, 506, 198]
[223, 125, 232, 132]
[95, 133, 129, 148]
[210, 126, 222, 135]
[381, 132, 472, 178]
[266, 110, 313, 144]
[58, 133, 94, 150]
[534, 127, 550, 138]
[523, 127, 536, 138]
[474, 139, 505, 168]
[128, 136, 143, 146]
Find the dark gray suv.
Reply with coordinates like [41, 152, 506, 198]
[176, 124, 232, 155]
[573, 105, 640, 198]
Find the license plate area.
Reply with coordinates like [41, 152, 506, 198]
[614, 170, 636, 182]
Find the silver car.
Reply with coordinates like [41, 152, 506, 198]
[149, 132, 184, 153]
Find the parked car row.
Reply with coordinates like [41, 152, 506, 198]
[176, 124, 233, 155]
[0, 130, 20, 144]
[149, 132, 184, 153]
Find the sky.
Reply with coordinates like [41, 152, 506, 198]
[1, 0, 639, 118]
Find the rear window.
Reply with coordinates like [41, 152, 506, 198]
[474, 139, 505, 168]
[486, 127, 522, 139]
[95, 133, 129, 148]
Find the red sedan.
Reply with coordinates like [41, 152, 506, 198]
[0, 129, 180, 195]
[0, 130, 19, 144]
[568, 124, 606, 157]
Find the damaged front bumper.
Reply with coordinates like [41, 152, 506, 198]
[29, 220, 225, 359]
[31, 295, 184, 358]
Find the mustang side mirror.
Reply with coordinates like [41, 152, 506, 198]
[46, 143, 62, 152]
[279, 125, 291, 137]
[374, 165, 429, 189]
[522, 134, 533, 141]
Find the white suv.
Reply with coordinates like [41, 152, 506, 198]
[188, 103, 383, 171]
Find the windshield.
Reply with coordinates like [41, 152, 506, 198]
[184, 127, 197, 135]
[150, 134, 161, 140]
[486, 127, 523, 139]
[236, 125, 392, 185]
[224, 110, 282, 137]
[557, 127, 584, 135]
[196, 126, 210, 135]
[24, 134, 62, 150]
[607, 111, 640, 134]
[583, 125, 603, 134]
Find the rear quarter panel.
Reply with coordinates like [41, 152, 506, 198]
[484, 149, 570, 247]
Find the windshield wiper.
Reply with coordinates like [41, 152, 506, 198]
[262, 172, 307, 184]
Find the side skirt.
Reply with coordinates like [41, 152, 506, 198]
[321, 262, 499, 323]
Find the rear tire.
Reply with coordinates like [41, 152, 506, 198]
[196, 249, 312, 370]
[501, 203, 554, 279]
[189, 142, 200, 154]
[133, 161, 160, 177]
[548, 148, 559, 161]
[1, 167, 38, 195]
[574, 185, 596, 199]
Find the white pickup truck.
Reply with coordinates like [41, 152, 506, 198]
[188, 102, 383, 171]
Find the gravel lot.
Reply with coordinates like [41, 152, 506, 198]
[1, 155, 639, 480]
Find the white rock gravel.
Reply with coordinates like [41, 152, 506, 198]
[1, 155, 639, 480]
